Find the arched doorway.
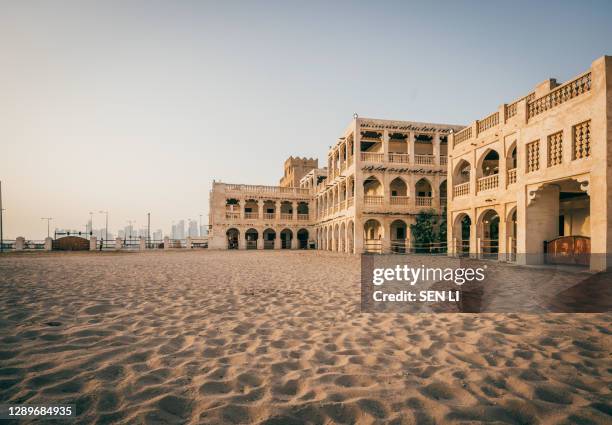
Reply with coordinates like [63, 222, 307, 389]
[297, 228, 309, 249]
[245, 228, 258, 250]
[390, 219, 408, 253]
[506, 208, 517, 261]
[364, 219, 383, 253]
[415, 178, 432, 207]
[453, 214, 471, 256]
[280, 228, 293, 249]
[263, 228, 276, 249]
[453, 159, 471, 197]
[226, 228, 239, 249]
[363, 176, 383, 206]
[478, 209, 500, 258]
[390, 177, 408, 206]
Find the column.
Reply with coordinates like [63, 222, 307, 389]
[90, 236, 97, 251]
[275, 200, 281, 220]
[257, 235, 264, 250]
[408, 132, 415, 164]
[292, 201, 297, 220]
[291, 232, 298, 249]
[433, 133, 441, 165]
[44, 237, 53, 251]
[238, 232, 246, 250]
[382, 130, 389, 162]
[274, 231, 281, 249]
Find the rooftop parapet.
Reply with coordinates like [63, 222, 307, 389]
[213, 181, 311, 196]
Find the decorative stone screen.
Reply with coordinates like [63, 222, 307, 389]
[547, 131, 563, 167]
[573, 120, 591, 160]
[526, 140, 540, 173]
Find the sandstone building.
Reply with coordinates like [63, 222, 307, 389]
[208, 118, 463, 252]
[447, 56, 612, 271]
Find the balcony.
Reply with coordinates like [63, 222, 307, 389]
[414, 154, 435, 166]
[507, 168, 517, 185]
[415, 196, 432, 207]
[347, 197, 354, 208]
[390, 196, 410, 206]
[364, 195, 384, 205]
[244, 212, 258, 219]
[280, 213, 293, 220]
[477, 174, 499, 192]
[388, 153, 409, 163]
[263, 213, 275, 220]
[225, 212, 240, 220]
[297, 214, 309, 221]
[440, 156, 448, 166]
[453, 182, 470, 197]
[361, 152, 384, 162]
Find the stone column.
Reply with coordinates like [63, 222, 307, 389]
[382, 129, 389, 162]
[433, 133, 441, 165]
[44, 237, 53, 251]
[275, 200, 281, 220]
[291, 232, 298, 249]
[292, 201, 297, 220]
[408, 132, 415, 164]
[274, 231, 281, 249]
[115, 237, 123, 251]
[257, 234, 264, 250]
[14, 237, 25, 250]
[90, 236, 97, 251]
[238, 232, 246, 250]
[163, 236, 170, 250]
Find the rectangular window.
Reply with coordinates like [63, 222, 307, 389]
[573, 120, 591, 159]
[526, 140, 540, 173]
[547, 131, 563, 167]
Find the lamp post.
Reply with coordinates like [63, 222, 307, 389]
[41, 217, 53, 238]
[99, 211, 108, 241]
[89, 211, 94, 237]
[199, 214, 202, 237]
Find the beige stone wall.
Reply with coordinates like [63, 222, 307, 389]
[447, 55, 611, 271]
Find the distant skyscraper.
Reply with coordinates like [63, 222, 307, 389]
[188, 220, 198, 237]
[153, 229, 162, 241]
[172, 220, 185, 240]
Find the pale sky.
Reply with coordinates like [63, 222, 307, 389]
[1, 0, 611, 239]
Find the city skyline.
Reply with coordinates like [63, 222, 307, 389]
[2, 1, 612, 239]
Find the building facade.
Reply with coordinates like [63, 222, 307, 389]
[447, 56, 612, 271]
[208, 117, 463, 252]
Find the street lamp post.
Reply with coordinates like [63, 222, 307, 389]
[0, 181, 4, 253]
[99, 211, 108, 241]
[41, 217, 53, 238]
[89, 211, 94, 237]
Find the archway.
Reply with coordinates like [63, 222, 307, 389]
[263, 228, 276, 249]
[245, 228, 258, 250]
[364, 219, 383, 253]
[297, 228, 309, 249]
[263, 201, 276, 220]
[506, 208, 517, 261]
[415, 178, 432, 207]
[280, 228, 293, 249]
[226, 228, 239, 249]
[225, 199, 240, 219]
[478, 209, 500, 258]
[390, 177, 408, 205]
[477, 149, 500, 193]
[390, 219, 408, 253]
[333, 224, 339, 252]
[339, 223, 346, 253]
[363, 175, 383, 205]
[439, 180, 447, 207]
[453, 214, 471, 256]
[244, 200, 259, 219]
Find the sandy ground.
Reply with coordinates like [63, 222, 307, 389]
[0, 250, 610, 425]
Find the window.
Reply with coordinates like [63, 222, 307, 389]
[526, 140, 540, 173]
[573, 120, 591, 160]
[547, 131, 563, 167]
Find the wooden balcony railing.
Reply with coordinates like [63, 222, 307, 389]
[280, 213, 293, 220]
[347, 197, 354, 208]
[225, 212, 240, 220]
[478, 174, 499, 192]
[244, 212, 258, 219]
[453, 182, 470, 197]
[263, 213, 275, 220]
[440, 156, 448, 166]
[297, 214, 309, 221]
